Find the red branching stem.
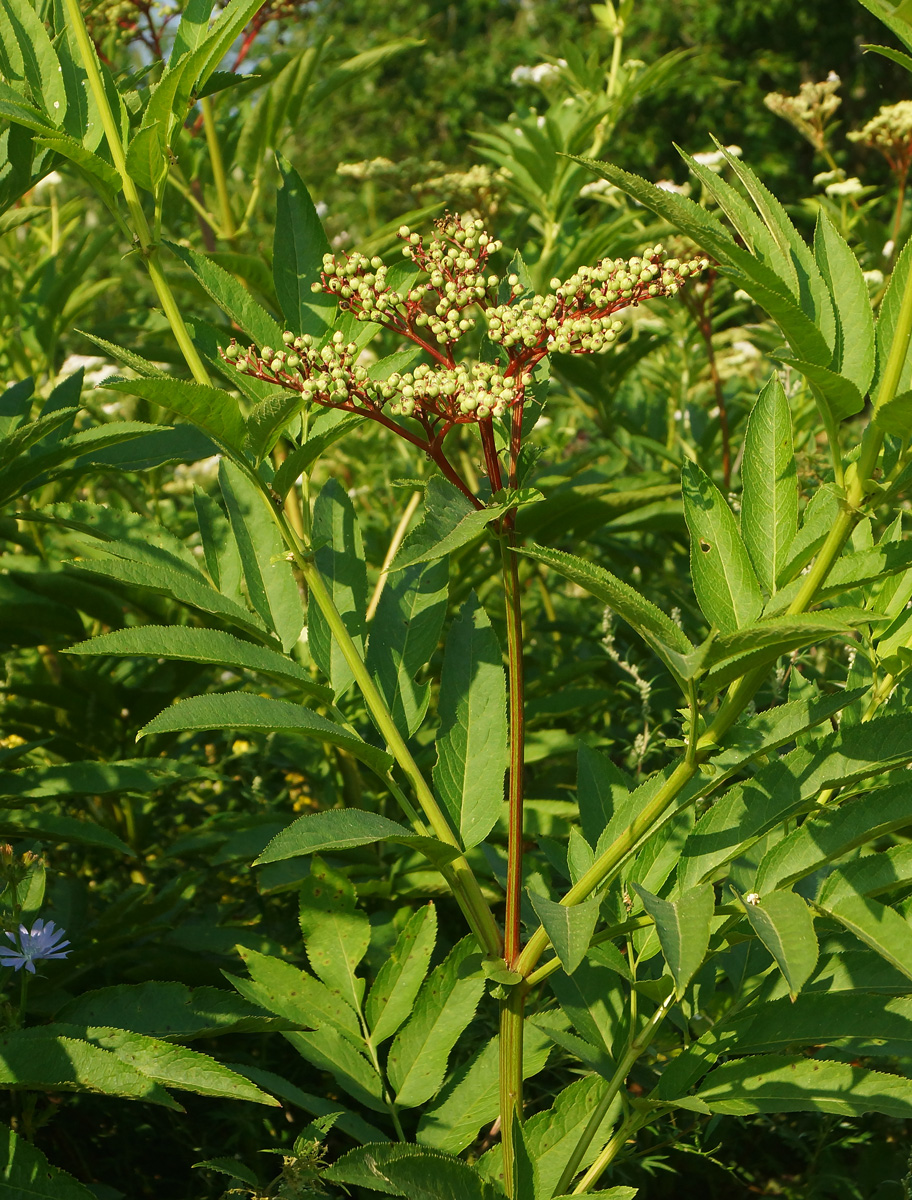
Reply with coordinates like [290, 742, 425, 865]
[479, 419, 504, 494]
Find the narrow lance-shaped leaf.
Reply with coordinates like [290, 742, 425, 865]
[814, 893, 912, 986]
[634, 882, 714, 998]
[100, 376, 246, 454]
[254, 809, 459, 868]
[694, 1054, 912, 1119]
[433, 593, 507, 848]
[386, 937, 485, 1109]
[66, 625, 330, 701]
[741, 376, 798, 595]
[309, 479, 368, 697]
[813, 209, 875, 395]
[218, 459, 304, 652]
[683, 460, 763, 632]
[365, 904, 436, 1046]
[518, 542, 695, 687]
[739, 889, 818, 1000]
[298, 857, 370, 1013]
[137, 692, 393, 776]
[273, 153, 334, 339]
[366, 557, 448, 738]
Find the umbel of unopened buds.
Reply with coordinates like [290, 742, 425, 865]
[848, 101, 912, 180]
[222, 214, 706, 444]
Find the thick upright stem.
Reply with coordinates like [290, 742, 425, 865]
[498, 984, 526, 1199]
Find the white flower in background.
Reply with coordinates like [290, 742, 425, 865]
[655, 180, 691, 196]
[167, 455, 222, 492]
[510, 60, 566, 86]
[731, 340, 762, 358]
[579, 178, 615, 198]
[59, 354, 114, 388]
[691, 145, 742, 172]
[825, 176, 864, 197]
[863, 269, 884, 287]
[31, 171, 63, 197]
[884, 239, 896, 259]
[813, 169, 842, 186]
[315, 201, 329, 219]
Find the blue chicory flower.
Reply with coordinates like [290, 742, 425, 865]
[0, 919, 70, 974]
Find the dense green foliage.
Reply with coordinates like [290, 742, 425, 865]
[3, 0, 912, 1197]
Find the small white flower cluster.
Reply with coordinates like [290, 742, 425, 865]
[765, 75, 842, 152]
[848, 100, 912, 176]
[691, 145, 742, 172]
[510, 60, 566, 86]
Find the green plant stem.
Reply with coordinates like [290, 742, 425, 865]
[573, 1110, 651, 1195]
[366, 489, 422, 621]
[201, 95, 236, 241]
[557, 991, 674, 1195]
[501, 531, 526, 969]
[295, 550, 502, 957]
[498, 983, 526, 1200]
[63, 0, 214, 390]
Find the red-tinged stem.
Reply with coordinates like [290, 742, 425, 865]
[479, 419, 505, 493]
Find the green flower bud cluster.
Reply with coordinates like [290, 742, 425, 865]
[315, 213, 504, 350]
[222, 330, 524, 428]
[384, 361, 522, 422]
[764, 74, 841, 153]
[486, 247, 707, 358]
[848, 101, 912, 176]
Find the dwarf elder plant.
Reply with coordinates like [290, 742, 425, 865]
[5, 0, 912, 1194]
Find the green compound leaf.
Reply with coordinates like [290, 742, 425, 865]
[528, 891, 601, 976]
[273, 152, 334, 339]
[27, 1025, 278, 1105]
[218, 459, 304, 652]
[814, 893, 912, 985]
[326, 1144, 506, 1199]
[756, 779, 912, 893]
[682, 460, 762, 633]
[230, 946, 359, 1049]
[740, 376, 798, 594]
[365, 904, 437, 1047]
[137, 693, 392, 776]
[518, 542, 694, 686]
[65, 555, 268, 640]
[0, 1030, 178, 1107]
[101, 376, 246, 454]
[67, 624, 330, 701]
[694, 1054, 912, 1119]
[813, 209, 875, 395]
[254, 809, 458, 868]
[165, 240, 285, 350]
[309, 478, 368, 697]
[739, 889, 818, 1000]
[0, 1128, 96, 1199]
[298, 857, 370, 1013]
[366, 557, 449, 738]
[433, 593, 508, 848]
[387, 937, 485, 1110]
[417, 1024, 553, 1154]
[634, 882, 714, 999]
[393, 476, 538, 571]
[56, 980, 301, 1041]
